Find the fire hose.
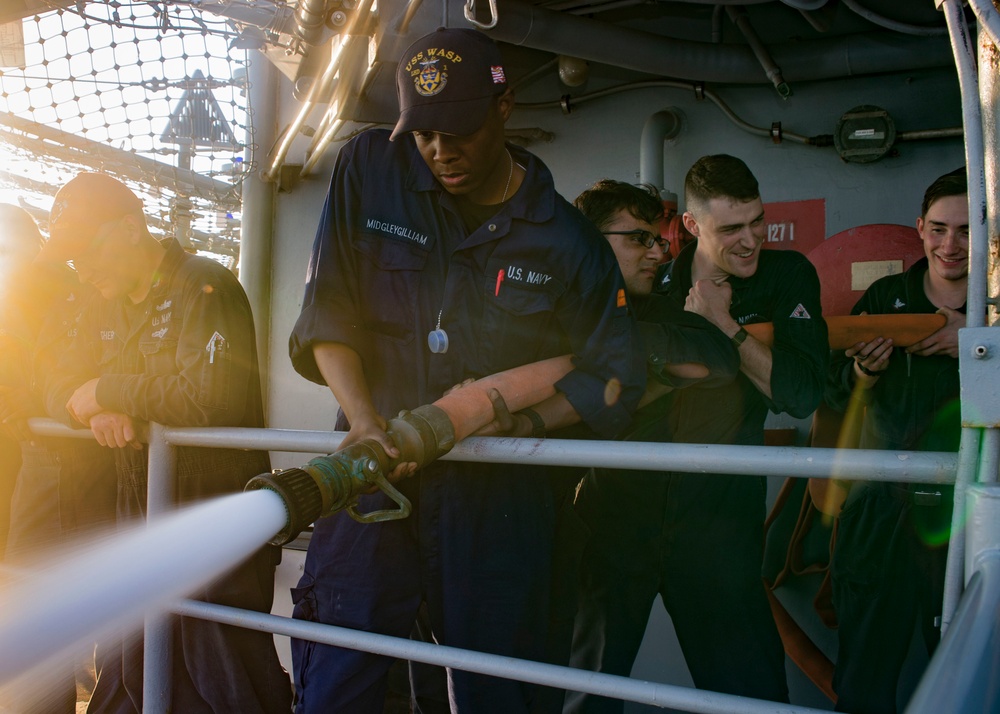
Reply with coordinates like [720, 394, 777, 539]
[246, 312, 947, 545]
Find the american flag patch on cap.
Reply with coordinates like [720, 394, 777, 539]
[490, 65, 506, 84]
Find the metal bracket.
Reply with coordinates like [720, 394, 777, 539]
[959, 327, 1000, 427]
[346, 458, 413, 523]
[464, 0, 498, 29]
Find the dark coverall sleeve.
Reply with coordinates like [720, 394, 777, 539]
[95, 268, 259, 428]
[764, 255, 829, 418]
[288, 138, 372, 386]
[553, 261, 647, 439]
[637, 296, 739, 389]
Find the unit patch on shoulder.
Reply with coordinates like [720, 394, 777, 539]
[206, 331, 227, 364]
[789, 303, 811, 319]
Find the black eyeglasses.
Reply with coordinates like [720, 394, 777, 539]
[602, 230, 668, 250]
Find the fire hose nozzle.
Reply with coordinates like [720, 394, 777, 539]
[245, 404, 455, 545]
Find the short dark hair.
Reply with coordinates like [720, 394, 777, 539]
[684, 154, 760, 212]
[921, 168, 967, 217]
[574, 180, 663, 231]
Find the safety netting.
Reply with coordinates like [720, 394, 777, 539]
[0, 2, 253, 263]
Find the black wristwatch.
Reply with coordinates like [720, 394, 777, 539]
[518, 407, 546, 438]
[731, 326, 749, 347]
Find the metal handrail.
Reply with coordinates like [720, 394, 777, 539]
[171, 598, 831, 714]
[24, 418, 996, 714]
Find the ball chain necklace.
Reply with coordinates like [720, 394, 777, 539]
[428, 150, 517, 355]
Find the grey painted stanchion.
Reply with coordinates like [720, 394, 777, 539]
[144, 423, 175, 714]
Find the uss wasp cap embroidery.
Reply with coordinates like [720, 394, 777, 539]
[391, 27, 507, 141]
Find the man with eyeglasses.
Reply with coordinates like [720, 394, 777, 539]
[564, 179, 748, 712]
[37, 172, 292, 713]
[565, 160, 828, 712]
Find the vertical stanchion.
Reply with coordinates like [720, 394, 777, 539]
[940, 0, 990, 635]
[143, 423, 176, 713]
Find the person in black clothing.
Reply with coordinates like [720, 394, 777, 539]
[567, 176, 807, 713]
[567, 159, 828, 712]
[39, 173, 292, 714]
[825, 169, 968, 714]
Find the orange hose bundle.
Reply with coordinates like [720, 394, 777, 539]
[431, 356, 575, 442]
[746, 313, 947, 350]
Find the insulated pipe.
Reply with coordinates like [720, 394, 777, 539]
[841, 0, 948, 37]
[726, 5, 791, 97]
[262, 0, 376, 182]
[969, 0, 1000, 46]
[473, 0, 954, 83]
[944, 0, 988, 328]
[639, 109, 683, 189]
[294, 0, 330, 45]
[980, 25, 1000, 326]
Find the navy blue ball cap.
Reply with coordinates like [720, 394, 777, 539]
[390, 27, 508, 141]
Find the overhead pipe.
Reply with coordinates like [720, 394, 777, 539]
[969, 0, 1000, 46]
[518, 80, 816, 144]
[726, 5, 791, 97]
[301, 32, 376, 176]
[473, 0, 954, 84]
[842, 0, 948, 37]
[261, 0, 377, 182]
[294, 0, 331, 46]
[639, 109, 683, 189]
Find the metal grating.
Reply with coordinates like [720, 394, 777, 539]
[0, 1, 253, 263]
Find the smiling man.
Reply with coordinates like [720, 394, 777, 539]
[288, 28, 644, 714]
[824, 168, 969, 714]
[592, 154, 827, 708]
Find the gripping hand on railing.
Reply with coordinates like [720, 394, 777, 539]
[88, 411, 143, 450]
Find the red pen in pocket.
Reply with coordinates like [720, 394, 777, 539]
[495, 269, 504, 296]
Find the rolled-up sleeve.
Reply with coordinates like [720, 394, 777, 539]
[289, 139, 373, 385]
[554, 253, 645, 438]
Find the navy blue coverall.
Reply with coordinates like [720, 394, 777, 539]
[568, 244, 828, 711]
[288, 129, 645, 714]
